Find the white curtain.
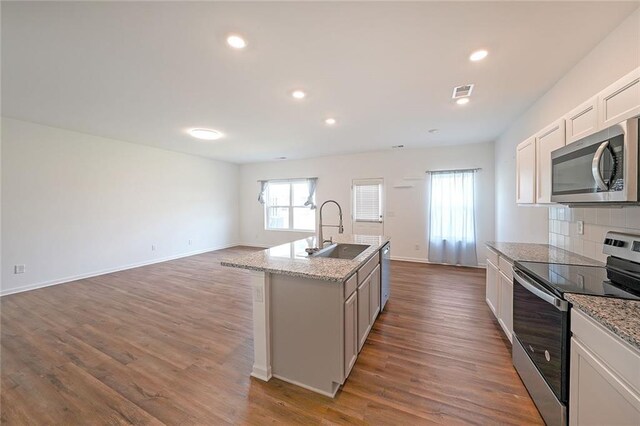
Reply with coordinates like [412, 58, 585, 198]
[257, 180, 268, 205]
[304, 178, 318, 209]
[428, 170, 477, 266]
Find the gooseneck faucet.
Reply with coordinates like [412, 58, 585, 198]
[318, 200, 344, 248]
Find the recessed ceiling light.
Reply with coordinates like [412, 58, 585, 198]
[469, 49, 488, 62]
[226, 34, 247, 49]
[292, 90, 306, 99]
[275, 156, 287, 160]
[188, 128, 224, 140]
[325, 118, 336, 125]
[428, 128, 439, 134]
[456, 98, 470, 105]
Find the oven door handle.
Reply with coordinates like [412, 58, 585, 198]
[591, 141, 610, 191]
[513, 269, 569, 311]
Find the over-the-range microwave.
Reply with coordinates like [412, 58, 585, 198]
[551, 117, 639, 205]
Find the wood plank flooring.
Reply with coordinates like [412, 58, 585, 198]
[1, 247, 543, 425]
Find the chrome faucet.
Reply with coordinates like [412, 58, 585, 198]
[318, 200, 344, 248]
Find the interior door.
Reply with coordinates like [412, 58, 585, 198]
[352, 179, 384, 236]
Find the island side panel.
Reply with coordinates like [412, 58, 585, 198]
[270, 273, 344, 397]
[249, 270, 272, 381]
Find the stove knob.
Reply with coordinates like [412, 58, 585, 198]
[545, 350, 551, 362]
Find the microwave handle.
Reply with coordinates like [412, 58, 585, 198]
[513, 269, 569, 311]
[592, 141, 610, 191]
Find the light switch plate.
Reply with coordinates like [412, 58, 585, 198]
[577, 221, 584, 235]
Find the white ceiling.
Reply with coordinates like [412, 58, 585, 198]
[2, 1, 638, 164]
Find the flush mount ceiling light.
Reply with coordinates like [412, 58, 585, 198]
[291, 90, 306, 100]
[469, 49, 488, 61]
[456, 98, 470, 105]
[325, 118, 336, 125]
[275, 156, 287, 160]
[226, 34, 247, 49]
[188, 128, 224, 140]
[428, 128, 439, 134]
[392, 144, 404, 149]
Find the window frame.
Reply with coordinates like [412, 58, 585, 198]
[352, 178, 384, 223]
[264, 179, 316, 232]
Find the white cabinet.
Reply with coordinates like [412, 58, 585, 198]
[344, 291, 358, 378]
[516, 137, 536, 204]
[598, 67, 640, 129]
[535, 119, 566, 204]
[485, 259, 499, 316]
[570, 309, 640, 426]
[565, 96, 599, 144]
[497, 271, 513, 343]
[369, 265, 381, 324]
[357, 274, 371, 352]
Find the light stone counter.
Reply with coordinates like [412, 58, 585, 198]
[221, 234, 390, 282]
[486, 241, 603, 266]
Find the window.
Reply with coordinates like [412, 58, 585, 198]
[353, 180, 383, 223]
[428, 170, 477, 266]
[264, 180, 316, 231]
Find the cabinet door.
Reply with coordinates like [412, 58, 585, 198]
[344, 291, 358, 379]
[498, 271, 513, 343]
[536, 119, 565, 204]
[598, 67, 640, 128]
[357, 276, 371, 352]
[516, 137, 536, 204]
[565, 97, 598, 144]
[569, 338, 640, 426]
[485, 260, 499, 316]
[369, 265, 381, 324]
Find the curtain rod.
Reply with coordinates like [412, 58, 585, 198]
[425, 168, 481, 174]
[257, 177, 318, 182]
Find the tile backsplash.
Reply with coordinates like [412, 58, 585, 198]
[549, 206, 640, 263]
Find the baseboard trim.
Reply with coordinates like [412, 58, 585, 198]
[271, 373, 339, 398]
[0, 243, 239, 297]
[391, 255, 486, 269]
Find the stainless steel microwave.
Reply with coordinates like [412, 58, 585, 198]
[551, 118, 639, 204]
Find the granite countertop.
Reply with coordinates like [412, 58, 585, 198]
[565, 294, 640, 350]
[221, 234, 390, 282]
[485, 241, 603, 266]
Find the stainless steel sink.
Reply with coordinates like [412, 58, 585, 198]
[311, 243, 369, 259]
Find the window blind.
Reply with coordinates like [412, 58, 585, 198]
[353, 183, 382, 222]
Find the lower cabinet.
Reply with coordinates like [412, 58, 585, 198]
[344, 291, 358, 378]
[357, 275, 371, 352]
[485, 260, 499, 315]
[497, 271, 513, 343]
[369, 265, 381, 324]
[569, 309, 640, 425]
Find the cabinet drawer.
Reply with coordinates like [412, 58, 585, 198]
[486, 246, 499, 266]
[358, 253, 380, 284]
[571, 308, 640, 395]
[498, 257, 513, 280]
[344, 273, 358, 299]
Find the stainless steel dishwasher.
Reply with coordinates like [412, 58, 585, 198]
[380, 242, 391, 310]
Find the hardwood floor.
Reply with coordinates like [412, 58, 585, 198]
[1, 247, 543, 425]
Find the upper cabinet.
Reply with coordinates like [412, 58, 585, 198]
[565, 96, 598, 144]
[536, 119, 566, 204]
[516, 66, 640, 206]
[516, 137, 536, 204]
[598, 67, 640, 128]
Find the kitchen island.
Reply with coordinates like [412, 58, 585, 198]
[222, 234, 390, 397]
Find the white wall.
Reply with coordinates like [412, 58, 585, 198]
[1, 118, 240, 295]
[239, 142, 495, 264]
[495, 8, 640, 243]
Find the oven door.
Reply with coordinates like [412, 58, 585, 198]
[512, 269, 569, 403]
[551, 118, 638, 203]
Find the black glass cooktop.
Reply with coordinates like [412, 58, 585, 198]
[515, 261, 640, 300]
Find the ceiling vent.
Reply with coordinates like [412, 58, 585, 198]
[452, 84, 474, 99]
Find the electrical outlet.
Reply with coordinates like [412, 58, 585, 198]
[414, 244, 420, 251]
[188, 239, 192, 246]
[577, 221, 584, 235]
[255, 286, 264, 302]
[14, 264, 26, 274]
[151, 244, 156, 251]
